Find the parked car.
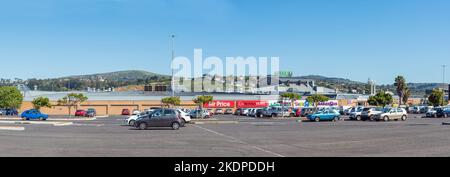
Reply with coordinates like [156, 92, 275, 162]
[292, 108, 302, 117]
[307, 110, 341, 122]
[132, 109, 141, 115]
[0, 109, 5, 116]
[240, 109, 250, 116]
[215, 109, 224, 115]
[420, 106, 433, 114]
[373, 108, 408, 121]
[361, 107, 383, 121]
[75, 110, 87, 117]
[300, 108, 314, 117]
[21, 109, 48, 121]
[3, 109, 18, 116]
[435, 108, 450, 118]
[264, 107, 291, 118]
[189, 110, 211, 119]
[225, 109, 234, 115]
[122, 109, 131, 116]
[85, 108, 97, 117]
[175, 109, 191, 127]
[247, 109, 257, 117]
[255, 109, 266, 118]
[426, 108, 438, 118]
[134, 109, 183, 130]
[126, 109, 156, 126]
[349, 107, 364, 121]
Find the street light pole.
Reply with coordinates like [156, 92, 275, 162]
[443, 65, 446, 105]
[170, 34, 176, 97]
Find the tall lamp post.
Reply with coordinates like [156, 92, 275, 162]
[443, 65, 447, 105]
[170, 34, 176, 97]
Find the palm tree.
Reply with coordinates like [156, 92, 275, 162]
[395, 76, 408, 105]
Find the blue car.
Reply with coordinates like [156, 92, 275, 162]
[21, 109, 48, 121]
[307, 110, 341, 122]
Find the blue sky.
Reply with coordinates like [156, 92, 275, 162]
[0, 0, 449, 84]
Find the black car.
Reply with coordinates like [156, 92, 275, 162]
[255, 109, 266, 118]
[134, 109, 183, 130]
[4, 109, 18, 116]
[436, 108, 450, 118]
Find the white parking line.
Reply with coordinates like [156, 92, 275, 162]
[0, 126, 25, 131]
[193, 125, 285, 157]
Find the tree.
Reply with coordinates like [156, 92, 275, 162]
[161, 97, 181, 108]
[57, 93, 88, 117]
[368, 92, 394, 107]
[32, 97, 52, 110]
[0, 86, 23, 109]
[193, 95, 213, 110]
[394, 76, 409, 105]
[306, 94, 329, 110]
[428, 88, 444, 107]
[280, 92, 301, 107]
[403, 88, 411, 105]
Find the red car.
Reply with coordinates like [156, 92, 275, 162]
[122, 109, 131, 116]
[293, 108, 302, 117]
[75, 110, 87, 117]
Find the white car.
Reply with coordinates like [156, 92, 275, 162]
[349, 107, 364, 120]
[373, 108, 408, 121]
[125, 110, 153, 126]
[175, 109, 191, 126]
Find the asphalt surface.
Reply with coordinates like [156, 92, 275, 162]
[1, 114, 450, 157]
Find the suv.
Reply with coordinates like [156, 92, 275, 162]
[349, 107, 364, 121]
[134, 109, 183, 130]
[361, 107, 383, 121]
[373, 108, 408, 121]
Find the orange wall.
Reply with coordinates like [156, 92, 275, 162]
[20, 100, 198, 116]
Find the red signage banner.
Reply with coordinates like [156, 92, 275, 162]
[236, 100, 269, 108]
[203, 100, 235, 108]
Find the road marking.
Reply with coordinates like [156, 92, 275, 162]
[0, 126, 25, 131]
[0, 121, 73, 127]
[193, 125, 285, 157]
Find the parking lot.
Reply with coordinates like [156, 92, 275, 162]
[1, 114, 450, 157]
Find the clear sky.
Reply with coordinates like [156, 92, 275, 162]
[0, 0, 449, 84]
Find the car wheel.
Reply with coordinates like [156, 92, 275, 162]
[314, 117, 320, 122]
[138, 123, 147, 130]
[272, 114, 277, 118]
[369, 115, 375, 121]
[333, 116, 340, 122]
[172, 122, 180, 130]
[129, 120, 135, 126]
[401, 115, 407, 121]
[356, 116, 361, 121]
[444, 114, 448, 118]
[383, 116, 389, 122]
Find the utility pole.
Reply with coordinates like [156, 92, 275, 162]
[170, 34, 176, 97]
